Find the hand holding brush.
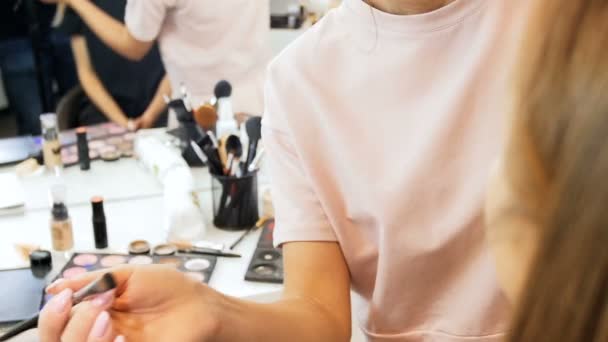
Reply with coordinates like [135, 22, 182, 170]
[37, 266, 224, 342]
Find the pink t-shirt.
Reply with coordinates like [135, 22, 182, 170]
[125, 0, 270, 114]
[263, 0, 526, 340]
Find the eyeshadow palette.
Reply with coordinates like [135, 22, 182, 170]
[43, 252, 216, 305]
[64, 122, 128, 142]
[60, 132, 135, 166]
[245, 219, 284, 284]
[32, 123, 135, 167]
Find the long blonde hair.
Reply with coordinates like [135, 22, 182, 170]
[507, 0, 608, 341]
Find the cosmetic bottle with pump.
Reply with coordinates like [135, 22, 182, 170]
[40, 113, 63, 170]
[49, 184, 74, 252]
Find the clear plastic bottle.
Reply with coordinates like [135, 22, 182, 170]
[40, 113, 63, 170]
[49, 184, 74, 252]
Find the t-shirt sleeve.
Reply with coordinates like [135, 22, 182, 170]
[262, 62, 337, 247]
[58, 8, 84, 37]
[124, 0, 175, 42]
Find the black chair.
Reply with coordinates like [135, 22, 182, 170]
[55, 85, 85, 130]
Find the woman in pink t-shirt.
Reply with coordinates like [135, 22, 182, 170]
[42, 0, 270, 124]
[37, 0, 527, 341]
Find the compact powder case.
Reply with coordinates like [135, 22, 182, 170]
[128, 240, 151, 255]
[152, 244, 178, 256]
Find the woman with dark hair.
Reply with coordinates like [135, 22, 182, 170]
[60, 0, 168, 129]
[41, 0, 270, 125]
[485, 0, 608, 341]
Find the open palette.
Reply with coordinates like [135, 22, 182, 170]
[59, 134, 135, 166]
[245, 219, 284, 284]
[43, 253, 217, 305]
[32, 122, 136, 167]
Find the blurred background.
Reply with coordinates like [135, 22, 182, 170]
[0, 0, 341, 138]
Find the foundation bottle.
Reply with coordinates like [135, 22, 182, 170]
[40, 113, 63, 170]
[50, 184, 74, 252]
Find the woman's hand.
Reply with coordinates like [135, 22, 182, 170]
[39, 265, 223, 342]
[134, 113, 156, 130]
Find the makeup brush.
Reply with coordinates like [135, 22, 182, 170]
[190, 139, 224, 175]
[218, 135, 229, 169]
[0, 273, 118, 342]
[170, 241, 241, 258]
[194, 104, 218, 131]
[207, 131, 220, 149]
[200, 131, 224, 175]
[224, 135, 243, 176]
[180, 84, 193, 112]
[190, 140, 209, 164]
[229, 216, 271, 250]
[244, 117, 262, 172]
[213, 80, 232, 106]
[168, 97, 193, 123]
[247, 148, 266, 173]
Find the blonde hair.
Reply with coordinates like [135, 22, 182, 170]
[507, 0, 608, 341]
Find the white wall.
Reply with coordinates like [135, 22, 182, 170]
[270, 28, 307, 57]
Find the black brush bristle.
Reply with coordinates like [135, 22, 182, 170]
[214, 80, 232, 99]
[102, 273, 117, 290]
[246, 117, 262, 142]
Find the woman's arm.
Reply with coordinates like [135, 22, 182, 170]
[71, 36, 130, 127]
[135, 75, 171, 129]
[39, 241, 352, 341]
[215, 241, 352, 341]
[42, 0, 153, 61]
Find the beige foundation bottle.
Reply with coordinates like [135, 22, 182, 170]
[49, 184, 74, 252]
[40, 113, 63, 170]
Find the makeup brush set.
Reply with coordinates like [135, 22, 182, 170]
[166, 80, 235, 167]
[188, 114, 264, 230]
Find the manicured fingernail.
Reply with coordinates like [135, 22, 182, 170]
[46, 279, 64, 293]
[92, 291, 114, 307]
[114, 335, 126, 342]
[91, 311, 110, 338]
[50, 288, 72, 313]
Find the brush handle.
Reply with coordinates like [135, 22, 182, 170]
[245, 140, 259, 172]
[0, 315, 38, 341]
[229, 225, 255, 250]
[179, 248, 241, 258]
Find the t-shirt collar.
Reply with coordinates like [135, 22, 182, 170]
[342, 0, 486, 34]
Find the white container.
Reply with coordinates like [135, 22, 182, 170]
[135, 135, 206, 241]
